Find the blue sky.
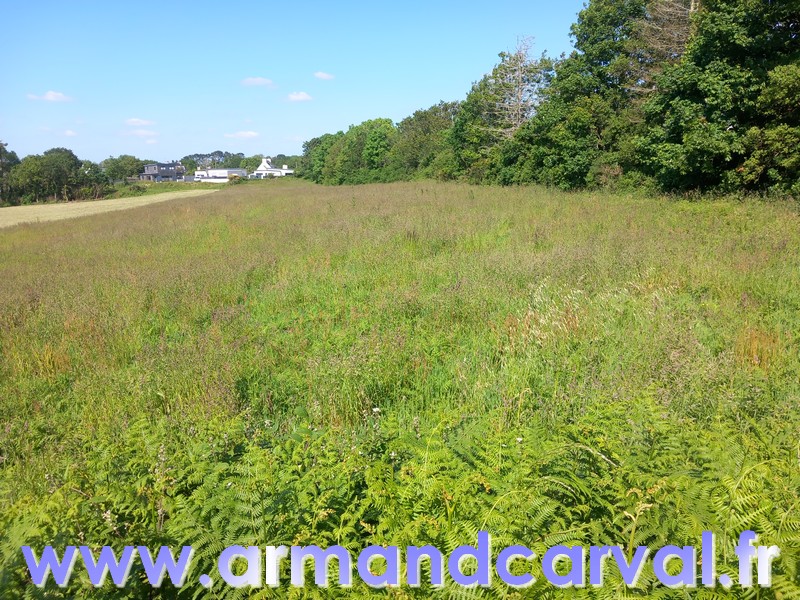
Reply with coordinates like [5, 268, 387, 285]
[1, 1, 586, 162]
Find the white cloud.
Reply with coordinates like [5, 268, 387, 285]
[241, 77, 274, 87]
[126, 129, 159, 137]
[224, 131, 259, 139]
[63, 130, 77, 137]
[288, 91, 312, 102]
[27, 91, 72, 102]
[314, 71, 335, 80]
[145, 139, 158, 145]
[126, 117, 154, 126]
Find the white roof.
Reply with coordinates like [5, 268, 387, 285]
[254, 157, 277, 172]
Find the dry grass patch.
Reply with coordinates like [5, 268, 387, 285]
[0, 189, 218, 228]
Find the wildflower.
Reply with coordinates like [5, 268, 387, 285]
[372, 407, 381, 414]
[516, 437, 523, 443]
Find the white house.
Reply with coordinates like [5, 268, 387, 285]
[194, 168, 248, 182]
[250, 157, 294, 179]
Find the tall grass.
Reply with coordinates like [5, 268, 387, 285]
[108, 180, 227, 198]
[1, 179, 798, 597]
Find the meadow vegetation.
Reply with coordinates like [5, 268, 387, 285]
[107, 181, 227, 199]
[0, 179, 798, 597]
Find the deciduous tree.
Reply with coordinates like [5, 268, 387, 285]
[451, 40, 553, 180]
[498, 0, 647, 188]
[388, 101, 460, 178]
[8, 155, 46, 203]
[0, 141, 20, 204]
[102, 154, 146, 182]
[636, 0, 800, 191]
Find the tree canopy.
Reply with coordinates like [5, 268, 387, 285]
[299, 0, 800, 196]
[5, 147, 110, 204]
[102, 155, 147, 182]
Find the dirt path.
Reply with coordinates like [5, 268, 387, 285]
[0, 189, 218, 229]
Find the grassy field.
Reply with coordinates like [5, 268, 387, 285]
[0, 189, 219, 228]
[0, 179, 798, 597]
[106, 180, 228, 199]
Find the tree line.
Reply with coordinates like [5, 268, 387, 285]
[299, 0, 800, 196]
[0, 145, 110, 204]
[0, 145, 302, 206]
[180, 151, 300, 174]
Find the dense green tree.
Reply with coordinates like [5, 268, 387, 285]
[40, 148, 82, 200]
[181, 157, 198, 174]
[320, 134, 347, 184]
[0, 141, 21, 205]
[493, 0, 650, 189]
[270, 154, 301, 170]
[636, 0, 800, 191]
[501, 94, 615, 188]
[334, 119, 394, 181]
[239, 155, 262, 173]
[451, 42, 554, 181]
[8, 155, 46, 202]
[566, 0, 650, 93]
[102, 154, 146, 181]
[450, 79, 501, 181]
[182, 151, 236, 169]
[206, 151, 226, 166]
[300, 132, 344, 183]
[78, 160, 110, 199]
[303, 120, 398, 185]
[219, 152, 245, 169]
[738, 64, 800, 195]
[361, 119, 397, 170]
[297, 0, 798, 196]
[388, 101, 460, 179]
[7, 148, 108, 202]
